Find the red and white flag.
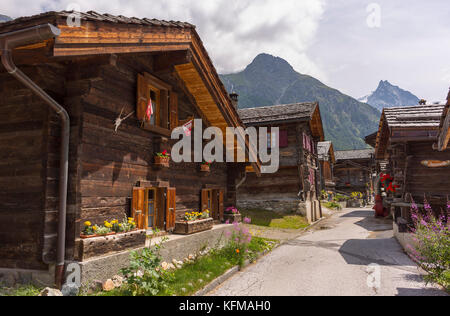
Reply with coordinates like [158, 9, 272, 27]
[182, 120, 193, 137]
[146, 98, 153, 121]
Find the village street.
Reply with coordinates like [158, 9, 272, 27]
[209, 208, 448, 296]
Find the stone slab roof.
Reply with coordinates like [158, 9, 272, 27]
[335, 148, 374, 161]
[238, 102, 317, 125]
[383, 104, 445, 129]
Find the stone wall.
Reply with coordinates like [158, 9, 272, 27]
[237, 199, 307, 216]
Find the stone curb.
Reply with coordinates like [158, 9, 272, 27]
[194, 216, 330, 296]
[194, 266, 239, 296]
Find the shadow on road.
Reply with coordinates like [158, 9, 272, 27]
[338, 238, 413, 266]
[341, 210, 373, 218]
[396, 287, 448, 296]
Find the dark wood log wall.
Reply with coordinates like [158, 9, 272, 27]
[0, 63, 67, 270]
[74, 54, 229, 238]
[392, 141, 450, 208]
[238, 122, 317, 201]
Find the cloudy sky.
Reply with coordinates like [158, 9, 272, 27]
[2, 0, 449, 101]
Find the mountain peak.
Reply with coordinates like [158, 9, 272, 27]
[0, 14, 12, 23]
[362, 80, 420, 111]
[245, 53, 294, 73]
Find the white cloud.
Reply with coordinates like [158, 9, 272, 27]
[1, 0, 327, 80]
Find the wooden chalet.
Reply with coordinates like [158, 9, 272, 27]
[334, 149, 375, 196]
[374, 103, 449, 223]
[237, 103, 325, 223]
[317, 141, 336, 195]
[436, 90, 449, 151]
[0, 11, 260, 286]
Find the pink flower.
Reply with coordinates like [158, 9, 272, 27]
[243, 217, 252, 224]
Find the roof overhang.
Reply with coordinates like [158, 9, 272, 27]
[0, 12, 262, 174]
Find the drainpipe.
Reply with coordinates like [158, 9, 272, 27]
[0, 24, 69, 288]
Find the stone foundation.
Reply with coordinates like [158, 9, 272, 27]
[0, 266, 55, 288]
[79, 224, 231, 287]
[237, 199, 307, 216]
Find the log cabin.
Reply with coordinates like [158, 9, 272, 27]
[317, 141, 336, 195]
[436, 90, 449, 152]
[0, 11, 260, 287]
[334, 149, 375, 197]
[374, 102, 449, 227]
[236, 102, 325, 223]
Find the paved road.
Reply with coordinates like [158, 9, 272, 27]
[209, 208, 447, 296]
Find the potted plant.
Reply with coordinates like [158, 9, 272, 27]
[154, 150, 170, 168]
[200, 161, 211, 172]
[224, 206, 242, 223]
[174, 210, 213, 235]
[80, 221, 97, 239]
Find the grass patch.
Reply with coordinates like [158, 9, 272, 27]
[91, 237, 277, 296]
[0, 285, 42, 296]
[241, 209, 309, 230]
[322, 202, 342, 210]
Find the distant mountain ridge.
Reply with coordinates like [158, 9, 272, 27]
[0, 15, 12, 23]
[359, 80, 420, 111]
[220, 53, 380, 150]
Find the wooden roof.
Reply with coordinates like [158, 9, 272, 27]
[238, 102, 325, 141]
[318, 141, 335, 163]
[375, 104, 446, 159]
[335, 149, 374, 161]
[437, 90, 450, 151]
[364, 132, 378, 148]
[0, 11, 261, 173]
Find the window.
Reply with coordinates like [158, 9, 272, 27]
[132, 187, 176, 232]
[201, 189, 224, 221]
[267, 130, 288, 149]
[137, 73, 178, 135]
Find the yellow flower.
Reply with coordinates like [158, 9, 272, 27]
[93, 226, 98, 231]
[84, 221, 92, 227]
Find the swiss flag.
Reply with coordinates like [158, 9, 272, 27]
[146, 98, 153, 121]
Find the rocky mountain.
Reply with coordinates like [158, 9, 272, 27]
[0, 15, 12, 23]
[220, 53, 380, 150]
[358, 80, 420, 111]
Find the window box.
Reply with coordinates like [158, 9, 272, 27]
[173, 218, 214, 235]
[200, 164, 210, 172]
[154, 156, 170, 168]
[76, 230, 146, 261]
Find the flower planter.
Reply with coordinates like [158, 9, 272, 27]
[80, 234, 97, 239]
[223, 213, 242, 223]
[76, 229, 147, 261]
[174, 218, 214, 235]
[337, 201, 347, 209]
[200, 164, 210, 172]
[154, 156, 170, 168]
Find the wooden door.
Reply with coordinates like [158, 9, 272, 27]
[132, 188, 145, 229]
[201, 189, 209, 212]
[166, 188, 176, 232]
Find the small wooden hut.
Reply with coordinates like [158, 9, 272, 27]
[317, 141, 336, 195]
[374, 103, 449, 225]
[237, 103, 325, 223]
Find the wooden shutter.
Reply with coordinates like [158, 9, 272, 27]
[132, 188, 145, 229]
[201, 189, 209, 211]
[160, 90, 169, 129]
[169, 91, 178, 130]
[166, 188, 176, 231]
[279, 130, 288, 148]
[218, 190, 224, 221]
[137, 74, 148, 121]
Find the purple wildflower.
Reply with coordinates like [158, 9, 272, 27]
[243, 217, 252, 224]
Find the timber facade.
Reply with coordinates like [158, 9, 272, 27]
[317, 141, 336, 194]
[334, 149, 375, 197]
[374, 102, 450, 226]
[0, 12, 258, 281]
[237, 103, 325, 223]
